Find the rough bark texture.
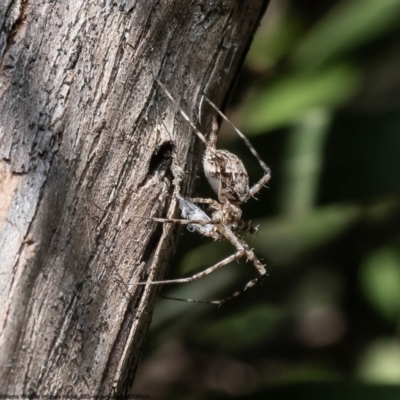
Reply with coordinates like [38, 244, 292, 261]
[0, 0, 268, 395]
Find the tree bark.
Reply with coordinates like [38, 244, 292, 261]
[0, 0, 268, 395]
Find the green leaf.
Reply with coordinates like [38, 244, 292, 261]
[358, 338, 400, 383]
[291, 0, 400, 70]
[360, 247, 400, 321]
[242, 64, 361, 133]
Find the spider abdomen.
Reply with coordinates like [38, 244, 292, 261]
[203, 149, 250, 203]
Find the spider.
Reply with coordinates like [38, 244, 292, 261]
[135, 79, 271, 305]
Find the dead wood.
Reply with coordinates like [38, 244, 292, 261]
[0, 0, 268, 395]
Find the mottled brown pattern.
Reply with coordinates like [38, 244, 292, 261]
[203, 149, 250, 202]
[136, 84, 273, 304]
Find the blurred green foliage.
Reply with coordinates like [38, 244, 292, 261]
[133, 1, 400, 398]
[242, 64, 361, 132]
[360, 247, 400, 321]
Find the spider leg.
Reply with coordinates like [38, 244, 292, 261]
[130, 216, 217, 226]
[189, 197, 220, 208]
[204, 124, 232, 204]
[218, 156, 229, 204]
[213, 226, 267, 304]
[154, 78, 210, 148]
[247, 170, 272, 200]
[157, 245, 267, 305]
[134, 249, 247, 286]
[87, 201, 218, 227]
[157, 227, 267, 305]
[160, 274, 266, 305]
[222, 227, 266, 277]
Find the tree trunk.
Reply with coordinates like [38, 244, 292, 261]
[0, 0, 268, 395]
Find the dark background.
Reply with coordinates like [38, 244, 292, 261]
[133, 1, 400, 398]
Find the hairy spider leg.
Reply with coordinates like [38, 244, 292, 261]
[154, 78, 210, 147]
[136, 220, 267, 305]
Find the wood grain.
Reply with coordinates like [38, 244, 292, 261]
[0, 0, 269, 395]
